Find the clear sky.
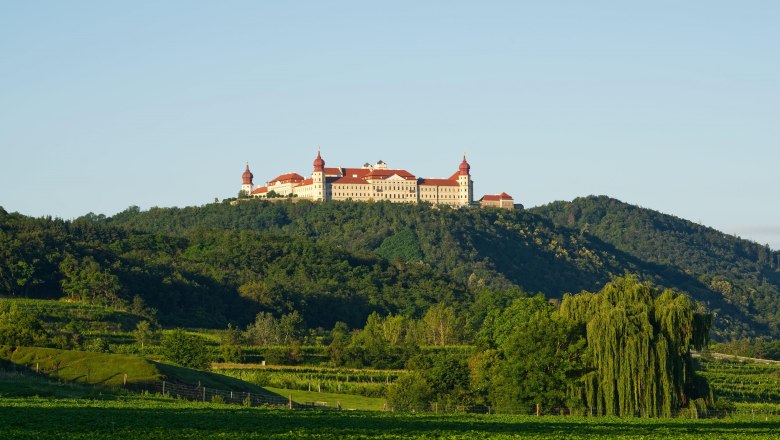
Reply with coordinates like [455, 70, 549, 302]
[1, 1, 778, 248]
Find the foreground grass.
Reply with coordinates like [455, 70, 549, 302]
[1, 394, 780, 439]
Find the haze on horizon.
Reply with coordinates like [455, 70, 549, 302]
[1, 2, 778, 249]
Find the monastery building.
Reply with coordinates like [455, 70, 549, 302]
[241, 151, 515, 209]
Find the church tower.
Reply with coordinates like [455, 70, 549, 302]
[312, 148, 326, 201]
[241, 163, 254, 195]
[457, 155, 473, 206]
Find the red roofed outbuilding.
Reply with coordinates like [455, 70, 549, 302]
[479, 192, 515, 210]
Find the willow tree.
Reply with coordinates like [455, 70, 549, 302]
[559, 275, 711, 417]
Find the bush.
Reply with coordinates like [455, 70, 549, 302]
[712, 399, 737, 417]
[160, 329, 211, 369]
[386, 372, 433, 412]
[83, 337, 110, 353]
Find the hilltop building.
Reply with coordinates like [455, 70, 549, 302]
[479, 192, 516, 210]
[240, 150, 515, 209]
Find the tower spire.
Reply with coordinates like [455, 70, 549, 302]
[459, 154, 471, 175]
[313, 147, 325, 172]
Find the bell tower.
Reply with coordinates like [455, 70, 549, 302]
[241, 163, 254, 196]
[312, 147, 326, 201]
[457, 155, 473, 206]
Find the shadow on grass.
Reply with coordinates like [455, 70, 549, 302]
[0, 370, 120, 399]
[152, 361, 280, 397]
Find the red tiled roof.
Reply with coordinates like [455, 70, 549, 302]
[365, 169, 416, 180]
[331, 176, 370, 185]
[299, 178, 314, 185]
[251, 186, 268, 194]
[340, 168, 372, 179]
[324, 167, 343, 176]
[448, 171, 461, 180]
[481, 192, 513, 201]
[419, 178, 459, 187]
[269, 173, 305, 183]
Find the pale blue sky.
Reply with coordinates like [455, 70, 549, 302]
[1, 1, 778, 248]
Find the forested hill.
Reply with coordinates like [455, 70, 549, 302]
[530, 195, 780, 338]
[104, 201, 702, 301]
[1, 198, 778, 338]
[104, 200, 771, 337]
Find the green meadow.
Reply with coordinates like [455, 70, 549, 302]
[1, 394, 779, 440]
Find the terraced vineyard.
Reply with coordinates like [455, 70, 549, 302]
[0, 298, 143, 333]
[214, 364, 400, 398]
[698, 357, 780, 403]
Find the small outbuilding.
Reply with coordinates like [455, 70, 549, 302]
[479, 192, 515, 210]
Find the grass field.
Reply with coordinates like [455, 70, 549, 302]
[264, 386, 386, 411]
[0, 346, 272, 393]
[0, 371, 118, 399]
[4, 372, 779, 439]
[1, 394, 780, 439]
[1, 346, 161, 386]
[214, 364, 397, 398]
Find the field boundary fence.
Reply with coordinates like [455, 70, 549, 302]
[124, 380, 345, 409]
[126, 378, 780, 419]
[5, 362, 780, 418]
[384, 402, 780, 419]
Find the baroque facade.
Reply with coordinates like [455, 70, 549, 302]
[241, 151, 475, 207]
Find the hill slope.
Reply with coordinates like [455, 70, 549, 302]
[0, 346, 268, 392]
[2, 199, 779, 338]
[530, 196, 780, 337]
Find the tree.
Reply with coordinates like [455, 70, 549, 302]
[381, 314, 407, 346]
[238, 280, 289, 315]
[386, 371, 433, 412]
[83, 337, 110, 353]
[425, 352, 471, 404]
[491, 310, 584, 410]
[0, 303, 48, 346]
[375, 228, 423, 262]
[559, 275, 712, 417]
[0, 230, 40, 296]
[161, 329, 210, 369]
[477, 294, 549, 349]
[133, 320, 155, 349]
[246, 312, 281, 346]
[279, 310, 305, 344]
[59, 254, 121, 306]
[348, 312, 393, 368]
[327, 322, 351, 365]
[474, 296, 585, 410]
[220, 323, 244, 362]
[129, 295, 157, 321]
[422, 303, 458, 346]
